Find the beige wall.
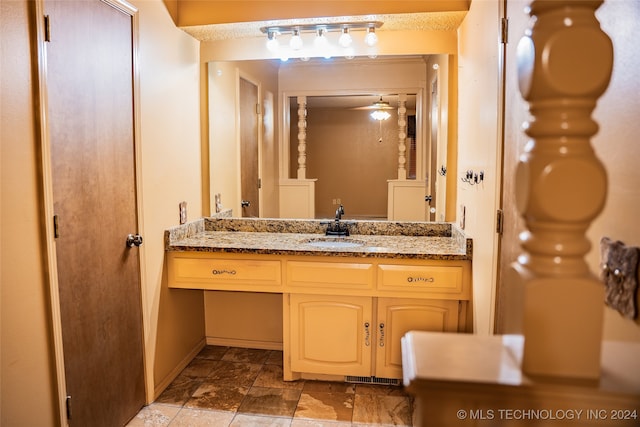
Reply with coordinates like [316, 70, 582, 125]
[1, 1, 58, 425]
[591, 0, 640, 342]
[130, 0, 205, 399]
[300, 108, 401, 219]
[497, 0, 640, 343]
[205, 291, 283, 347]
[1, 0, 204, 424]
[456, 0, 502, 335]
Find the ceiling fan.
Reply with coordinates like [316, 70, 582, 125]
[352, 96, 395, 111]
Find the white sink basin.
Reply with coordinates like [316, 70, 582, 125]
[305, 238, 365, 249]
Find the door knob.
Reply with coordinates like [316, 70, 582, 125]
[241, 200, 251, 208]
[126, 234, 143, 248]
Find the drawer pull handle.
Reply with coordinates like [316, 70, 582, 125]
[379, 323, 385, 347]
[364, 322, 370, 347]
[407, 276, 434, 283]
[212, 269, 237, 275]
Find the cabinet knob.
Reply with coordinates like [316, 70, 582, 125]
[379, 323, 385, 347]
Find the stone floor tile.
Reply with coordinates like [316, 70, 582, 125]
[168, 408, 234, 426]
[238, 386, 302, 417]
[155, 374, 204, 406]
[294, 390, 354, 422]
[185, 382, 249, 412]
[195, 345, 230, 361]
[230, 413, 293, 426]
[206, 360, 263, 387]
[222, 347, 271, 364]
[125, 403, 180, 427]
[254, 364, 306, 390]
[352, 394, 412, 426]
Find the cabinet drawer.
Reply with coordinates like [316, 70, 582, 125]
[286, 261, 374, 293]
[377, 264, 464, 297]
[168, 255, 281, 291]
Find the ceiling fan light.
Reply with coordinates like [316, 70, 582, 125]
[371, 110, 391, 121]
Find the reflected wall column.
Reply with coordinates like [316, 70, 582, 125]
[297, 96, 307, 179]
[397, 93, 407, 180]
[514, 0, 613, 379]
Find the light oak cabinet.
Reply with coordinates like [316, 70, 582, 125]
[167, 252, 471, 381]
[289, 294, 373, 377]
[168, 252, 282, 292]
[375, 298, 459, 379]
[287, 294, 460, 380]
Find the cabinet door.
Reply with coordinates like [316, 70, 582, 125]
[375, 298, 459, 379]
[290, 294, 372, 376]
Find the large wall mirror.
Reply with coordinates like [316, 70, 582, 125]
[287, 94, 419, 220]
[207, 55, 454, 222]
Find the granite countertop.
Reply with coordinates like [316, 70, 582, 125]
[165, 217, 472, 260]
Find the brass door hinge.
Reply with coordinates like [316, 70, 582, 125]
[53, 215, 60, 238]
[496, 209, 504, 235]
[501, 18, 508, 44]
[44, 15, 51, 42]
[66, 395, 72, 419]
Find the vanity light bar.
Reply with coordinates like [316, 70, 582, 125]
[260, 21, 383, 37]
[260, 21, 382, 60]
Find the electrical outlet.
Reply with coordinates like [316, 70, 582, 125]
[179, 201, 187, 224]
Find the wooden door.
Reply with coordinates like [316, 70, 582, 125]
[375, 298, 458, 378]
[239, 77, 260, 217]
[290, 294, 372, 376]
[45, 1, 145, 425]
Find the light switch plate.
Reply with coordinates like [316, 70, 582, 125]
[179, 201, 187, 224]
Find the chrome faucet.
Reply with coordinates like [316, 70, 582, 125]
[324, 204, 350, 236]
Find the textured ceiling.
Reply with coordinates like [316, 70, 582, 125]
[181, 11, 467, 42]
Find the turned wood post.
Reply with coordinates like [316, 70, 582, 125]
[397, 93, 407, 180]
[297, 96, 307, 179]
[515, 0, 613, 379]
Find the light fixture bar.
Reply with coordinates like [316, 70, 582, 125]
[260, 21, 383, 35]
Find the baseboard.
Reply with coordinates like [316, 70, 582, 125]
[153, 338, 206, 400]
[206, 336, 283, 351]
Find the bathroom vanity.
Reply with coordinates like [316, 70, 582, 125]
[165, 217, 472, 382]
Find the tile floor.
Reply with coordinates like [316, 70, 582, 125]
[127, 345, 415, 427]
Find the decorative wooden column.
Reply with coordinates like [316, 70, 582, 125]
[296, 96, 307, 179]
[515, 0, 613, 379]
[397, 93, 407, 180]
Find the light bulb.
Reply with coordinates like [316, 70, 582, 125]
[289, 29, 303, 50]
[365, 27, 378, 47]
[266, 32, 279, 52]
[314, 28, 328, 48]
[338, 28, 352, 48]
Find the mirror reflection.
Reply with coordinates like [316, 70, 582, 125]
[207, 55, 453, 222]
[289, 94, 418, 220]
